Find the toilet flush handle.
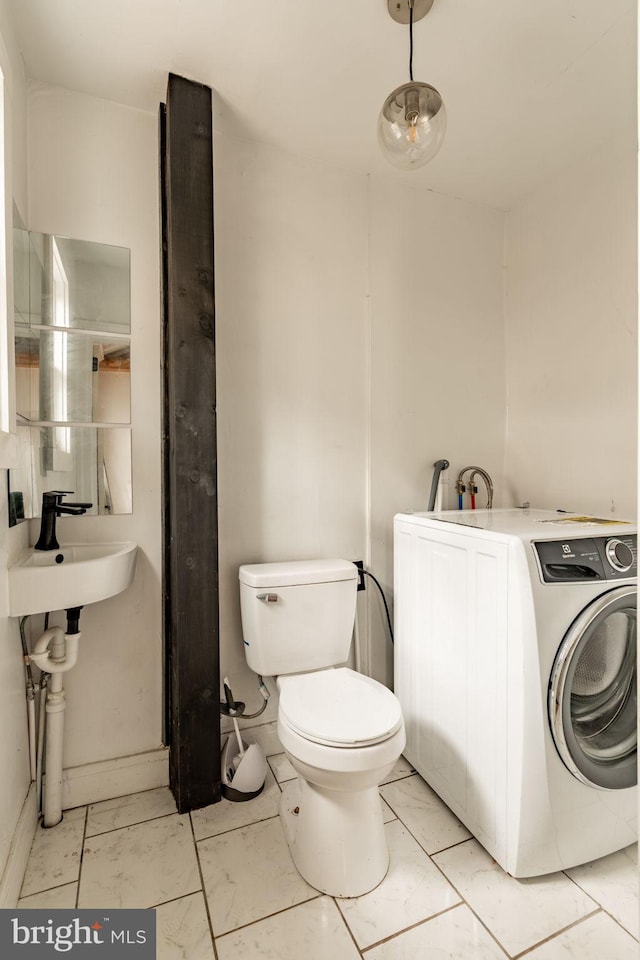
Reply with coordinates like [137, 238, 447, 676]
[257, 593, 279, 603]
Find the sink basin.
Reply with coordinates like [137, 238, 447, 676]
[8, 541, 138, 616]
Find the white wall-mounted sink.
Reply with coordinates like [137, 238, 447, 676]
[8, 541, 138, 616]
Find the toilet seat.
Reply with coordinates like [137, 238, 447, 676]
[278, 667, 403, 747]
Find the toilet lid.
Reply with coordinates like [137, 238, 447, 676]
[278, 668, 403, 747]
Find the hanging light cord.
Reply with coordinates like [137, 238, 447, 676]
[409, 0, 415, 81]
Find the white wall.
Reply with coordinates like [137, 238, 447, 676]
[26, 84, 163, 768]
[213, 129, 369, 707]
[213, 136, 510, 702]
[505, 134, 637, 518]
[368, 178, 507, 685]
[0, 0, 33, 896]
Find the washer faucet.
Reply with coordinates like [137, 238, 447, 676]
[457, 466, 494, 508]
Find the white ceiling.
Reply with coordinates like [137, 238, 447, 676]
[6, 0, 637, 209]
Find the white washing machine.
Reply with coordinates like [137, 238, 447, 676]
[394, 508, 637, 877]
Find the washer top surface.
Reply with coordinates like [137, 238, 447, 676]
[278, 667, 403, 747]
[395, 508, 635, 542]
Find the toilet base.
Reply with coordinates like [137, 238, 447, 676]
[279, 778, 389, 898]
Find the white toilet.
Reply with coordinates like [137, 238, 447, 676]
[239, 558, 405, 898]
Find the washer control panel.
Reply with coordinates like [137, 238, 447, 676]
[534, 535, 637, 583]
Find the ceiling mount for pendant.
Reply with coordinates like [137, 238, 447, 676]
[387, 0, 436, 26]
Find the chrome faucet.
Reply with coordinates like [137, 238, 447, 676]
[35, 491, 93, 551]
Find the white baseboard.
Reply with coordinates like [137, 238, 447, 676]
[0, 784, 38, 908]
[61, 747, 170, 810]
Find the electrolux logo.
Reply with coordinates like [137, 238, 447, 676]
[0, 909, 156, 957]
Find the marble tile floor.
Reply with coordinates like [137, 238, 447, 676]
[18, 721, 639, 960]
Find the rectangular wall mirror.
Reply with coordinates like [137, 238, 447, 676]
[9, 226, 132, 523]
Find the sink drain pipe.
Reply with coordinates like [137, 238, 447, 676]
[28, 608, 82, 827]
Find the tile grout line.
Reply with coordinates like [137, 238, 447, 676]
[20, 881, 77, 901]
[75, 806, 89, 909]
[212, 893, 324, 942]
[188, 810, 220, 960]
[86, 807, 181, 839]
[194, 811, 282, 844]
[332, 892, 369, 959]
[560, 863, 639, 940]
[146, 887, 203, 911]
[358, 902, 470, 955]
[599, 907, 640, 943]
[379, 789, 473, 859]
[569, 897, 639, 944]
[397, 834, 514, 959]
[509, 908, 603, 959]
[68, 785, 171, 814]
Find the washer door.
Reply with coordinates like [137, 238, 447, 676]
[548, 585, 637, 789]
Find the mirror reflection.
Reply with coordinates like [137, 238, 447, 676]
[15, 331, 130, 423]
[9, 226, 132, 522]
[28, 233, 130, 334]
[12, 424, 132, 519]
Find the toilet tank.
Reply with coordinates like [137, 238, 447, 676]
[238, 559, 358, 676]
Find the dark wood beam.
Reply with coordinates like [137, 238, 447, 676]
[161, 74, 221, 812]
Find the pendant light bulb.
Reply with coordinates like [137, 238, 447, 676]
[378, 81, 446, 170]
[378, 1, 446, 170]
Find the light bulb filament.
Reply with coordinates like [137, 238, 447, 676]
[404, 86, 420, 144]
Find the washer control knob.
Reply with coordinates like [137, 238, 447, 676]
[605, 538, 634, 573]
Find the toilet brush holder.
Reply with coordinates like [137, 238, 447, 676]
[221, 735, 267, 802]
[219, 675, 268, 801]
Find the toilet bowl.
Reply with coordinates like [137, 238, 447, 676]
[238, 558, 406, 898]
[276, 667, 405, 897]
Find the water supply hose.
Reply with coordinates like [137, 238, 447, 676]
[457, 466, 494, 510]
[220, 675, 271, 721]
[27, 694, 36, 782]
[19, 616, 37, 781]
[469, 468, 494, 508]
[361, 569, 394, 645]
